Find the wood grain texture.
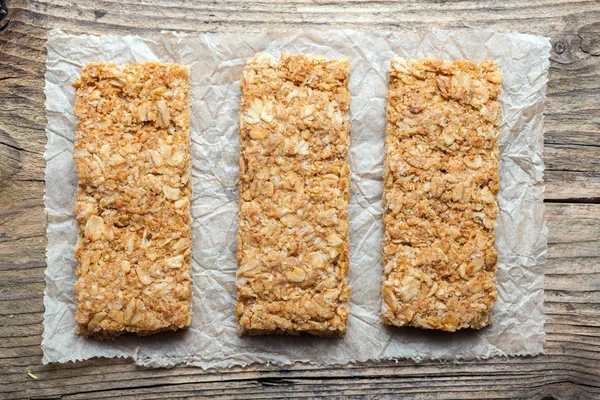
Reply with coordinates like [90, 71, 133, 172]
[0, 0, 599, 399]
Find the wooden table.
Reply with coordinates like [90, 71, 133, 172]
[1, 1, 599, 399]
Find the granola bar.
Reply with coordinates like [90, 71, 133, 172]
[72, 62, 192, 339]
[236, 53, 351, 336]
[382, 58, 501, 331]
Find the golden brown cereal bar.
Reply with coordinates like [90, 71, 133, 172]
[236, 53, 351, 336]
[382, 57, 501, 331]
[72, 62, 192, 339]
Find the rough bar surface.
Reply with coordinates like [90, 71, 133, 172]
[382, 58, 501, 331]
[236, 53, 351, 336]
[72, 62, 192, 339]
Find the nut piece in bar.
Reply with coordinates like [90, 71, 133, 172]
[382, 57, 501, 331]
[236, 53, 352, 336]
[72, 62, 192, 339]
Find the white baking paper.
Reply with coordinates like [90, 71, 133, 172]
[43, 29, 550, 368]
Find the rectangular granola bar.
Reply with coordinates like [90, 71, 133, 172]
[382, 58, 501, 331]
[236, 53, 351, 336]
[72, 62, 192, 339]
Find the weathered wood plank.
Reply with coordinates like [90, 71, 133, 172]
[0, 204, 598, 399]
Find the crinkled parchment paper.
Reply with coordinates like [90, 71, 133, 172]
[43, 29, 550, 368]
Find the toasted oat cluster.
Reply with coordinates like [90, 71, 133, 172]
[382, 58, 501, 331]
[236, 53, 351, 336]
[72, 62, 192, 339]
